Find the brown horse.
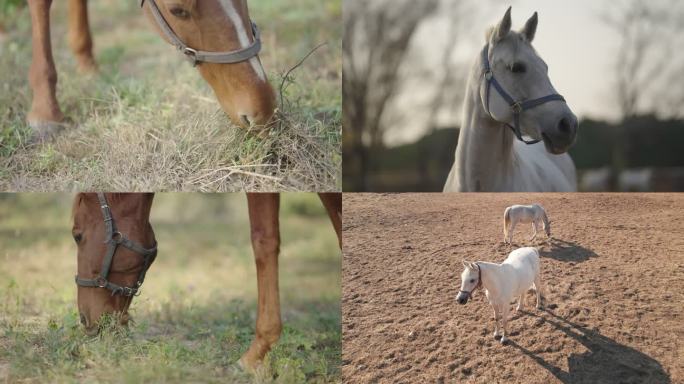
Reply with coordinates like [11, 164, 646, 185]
[71, 192, 342, 371]
[27, 0, 275, 139]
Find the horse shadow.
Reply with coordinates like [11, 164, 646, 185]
[538, 238, 598, 263]
[509, 309, 670, 384]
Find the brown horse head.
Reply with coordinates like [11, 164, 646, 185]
[142, 0, 276, 130]
[72, 193, 156, 334]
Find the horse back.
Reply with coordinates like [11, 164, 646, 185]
[503, 247, 540, 281]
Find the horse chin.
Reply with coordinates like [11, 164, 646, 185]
[541, 133, 568, 155]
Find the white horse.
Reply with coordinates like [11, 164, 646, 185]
[503, 204, 550, 244]
[444, 7, 577, 192]
[456, 247, 542, 343]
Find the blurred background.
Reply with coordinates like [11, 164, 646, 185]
[343, 0, 684, 192]
[0, 193, 340, 382]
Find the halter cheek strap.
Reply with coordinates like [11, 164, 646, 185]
[74, 193, 157, 297]
[140, 0, 262, 67]
[481, 44, 566, 145]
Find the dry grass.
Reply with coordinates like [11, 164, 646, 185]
[0, 1, 341, 192]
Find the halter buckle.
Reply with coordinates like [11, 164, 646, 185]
[511, 102, 523, 114]
[484, 70, 493, 81]
[95, 277, 108, 288]
[182, 47, 199, 67]
[111, 231, 123, 244]
[122, 287, 135, 297]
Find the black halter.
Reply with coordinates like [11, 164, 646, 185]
[74, 193, 157, 297]
[481, 43, 566, 145]
[140, 0, 262, 67]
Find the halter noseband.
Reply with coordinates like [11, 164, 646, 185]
[74, 193, 157, 297]
[140, 0, 261, 67]
[481, 43, 566, 145]
[458, 263, 482, 298]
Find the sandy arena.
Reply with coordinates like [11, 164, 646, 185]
[342, 193, 683, 383]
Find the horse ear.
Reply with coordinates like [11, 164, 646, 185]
[521, 12, 538, 42]
[462, 260, 470, 268]
[492, 6, 512, 43]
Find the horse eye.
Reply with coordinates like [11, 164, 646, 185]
[469, 279, 475, 283]
[169, 7, 190, 19]
[73, 233, 83, 243]
[510, 62, 526, 74]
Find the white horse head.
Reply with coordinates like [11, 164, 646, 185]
[456, 260, 481, 304]
[483, 7, 577, 154]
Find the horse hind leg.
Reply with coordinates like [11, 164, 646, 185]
[499, 304, 510, 344]
[508, 222, 516, 244]
[515, 294, 524, 312]
[68, 0, 96, 72]
[534, 277, 543, 310]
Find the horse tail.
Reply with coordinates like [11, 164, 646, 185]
[503, 207, 511, 239]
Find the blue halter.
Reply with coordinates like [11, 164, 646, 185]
[481, 44, 566, 145]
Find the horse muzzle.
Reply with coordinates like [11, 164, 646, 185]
[456, 291, 470, 305]
[541, 113, 578, 154]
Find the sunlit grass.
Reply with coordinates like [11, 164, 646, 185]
[0, 193, 341, 383]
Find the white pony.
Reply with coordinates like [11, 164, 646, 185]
[456, 247, 542, 343]
[503, 204, 550, 244]
[444, 7, 577, 192]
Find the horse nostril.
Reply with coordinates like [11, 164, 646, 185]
[557, 115, 577, 135]
[558, 117, 571, 134]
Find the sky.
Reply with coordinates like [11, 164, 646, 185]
[382, 0, 625, 146]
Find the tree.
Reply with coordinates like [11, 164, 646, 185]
[602, 0, 684, 120]
[343, 0, 439, 191]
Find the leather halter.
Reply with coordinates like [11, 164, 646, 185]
[481, 43, 566, 145]
[140, 0, 261, 67]
[458, 263, 482, 299]
[74, 193, 157, 297]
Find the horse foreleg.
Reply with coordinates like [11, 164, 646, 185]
[530, 222, 538, 241]
[68, 0, 96, 72]
[318, 193, 342, 249]
[240, 193, 282, 372]
[27, 0, 65, 139]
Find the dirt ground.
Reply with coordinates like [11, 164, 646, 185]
[342, 193, 683, 383]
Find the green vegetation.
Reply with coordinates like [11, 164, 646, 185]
[0, 1, 341, 191]
[0, 193, 341, 383]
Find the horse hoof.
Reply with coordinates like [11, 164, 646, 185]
[500, 337, 507, 345]
[28, 121, 67, 143]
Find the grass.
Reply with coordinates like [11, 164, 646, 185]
[0, 193, 341, 383]
[0, 1, 341, 191]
